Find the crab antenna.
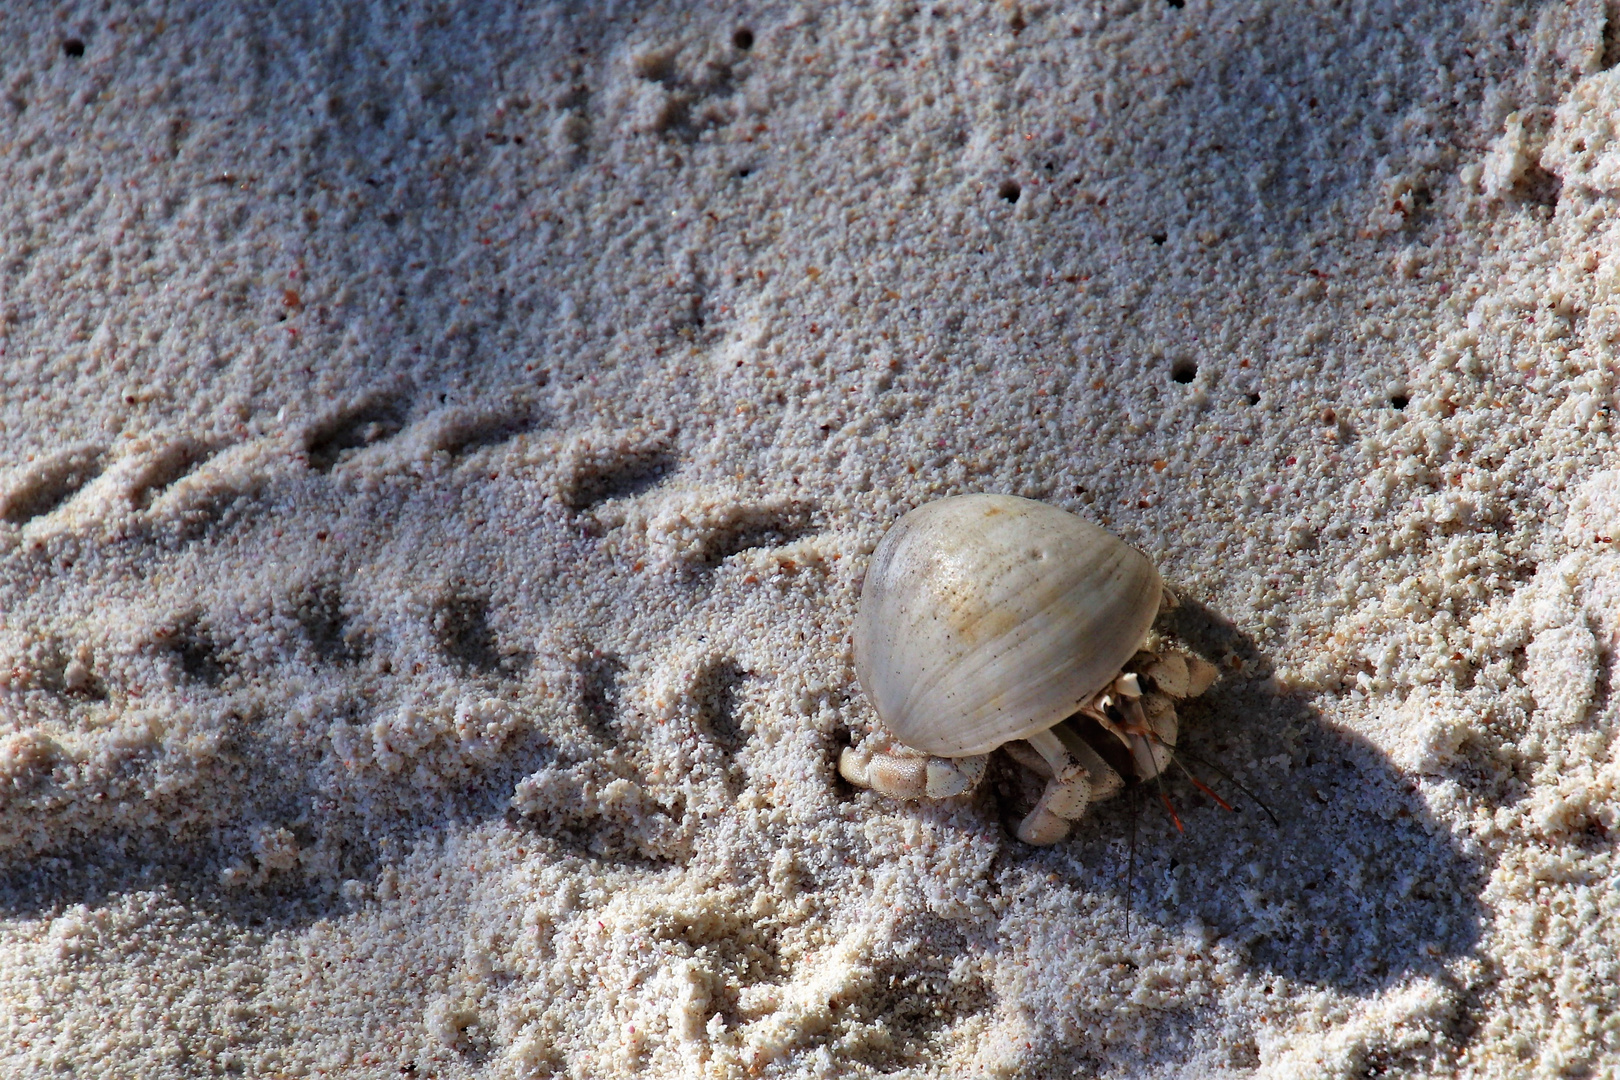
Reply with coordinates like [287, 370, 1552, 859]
[1123, 784, 1139, 939]
[1164, 743, 1281, 826]
[1173, 758, 1236, 813]
[1153, 768, 1185, 833]
[1134, 725, 1280, 826]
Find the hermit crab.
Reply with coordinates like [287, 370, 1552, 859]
[838, 494, 1219, 844]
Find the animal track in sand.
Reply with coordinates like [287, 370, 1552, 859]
[559, 441, 678, 512]
[682, 654, 762, 798]
[125, 438, 221, 510]
[691, 655, 753, 757]
[0, 401, 564, 872]
[302, 393, 411, 473]
[683, 502, 818, 568]
[637, 490, 821, 573]
[158, 611, 232, 689]
[432, 587, 530, 679]
[0, 409, 997, 1073]
[0, 444, 105, 526]
[575, 648, 629, 745]
[292, 579, 367, 666]
[139, 444, 270, 545]
[551, 431, 826, 573]
[429, 402, 544, 459]
[0, 412, 853, 958]
[510, 757, 690, 864]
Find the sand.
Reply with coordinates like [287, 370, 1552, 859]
[0, 1, 1617, 1076]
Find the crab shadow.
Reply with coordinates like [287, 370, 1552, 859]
[1026, 599, 1486, 994]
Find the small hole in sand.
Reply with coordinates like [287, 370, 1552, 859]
[1150, 231, 1168, 245]
[998, 180, 1021, 203]
[1170, 360, 1197, 384]
[1167, 0, 1185, 8]
[62, 38, 85, 57]
[1389, 394, 1410, 410]
[732, 27, 754, 50]
[1246, 392, 1261, 406]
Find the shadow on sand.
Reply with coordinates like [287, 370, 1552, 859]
[1033, 598, 1485, 994]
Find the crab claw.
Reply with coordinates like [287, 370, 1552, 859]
[1095, 675, 1178, 780]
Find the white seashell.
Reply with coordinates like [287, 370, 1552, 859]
[842, 493, 1213, 844]
[854, 493, 1162, 757]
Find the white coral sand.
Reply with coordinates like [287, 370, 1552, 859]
[0, 2, 1617, 1078]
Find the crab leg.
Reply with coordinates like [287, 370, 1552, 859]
[839, 747, 989, 800]
[1051, 723, 1125, 802]
[1014, 727, 1097, 845]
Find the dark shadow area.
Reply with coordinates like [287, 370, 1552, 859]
[163, 611, 232, 688]
[0, 836, 336, 929]
[692, 656, 752, 755]
[1017, 598, 1486, 996]
[577, 649, 628, 743]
